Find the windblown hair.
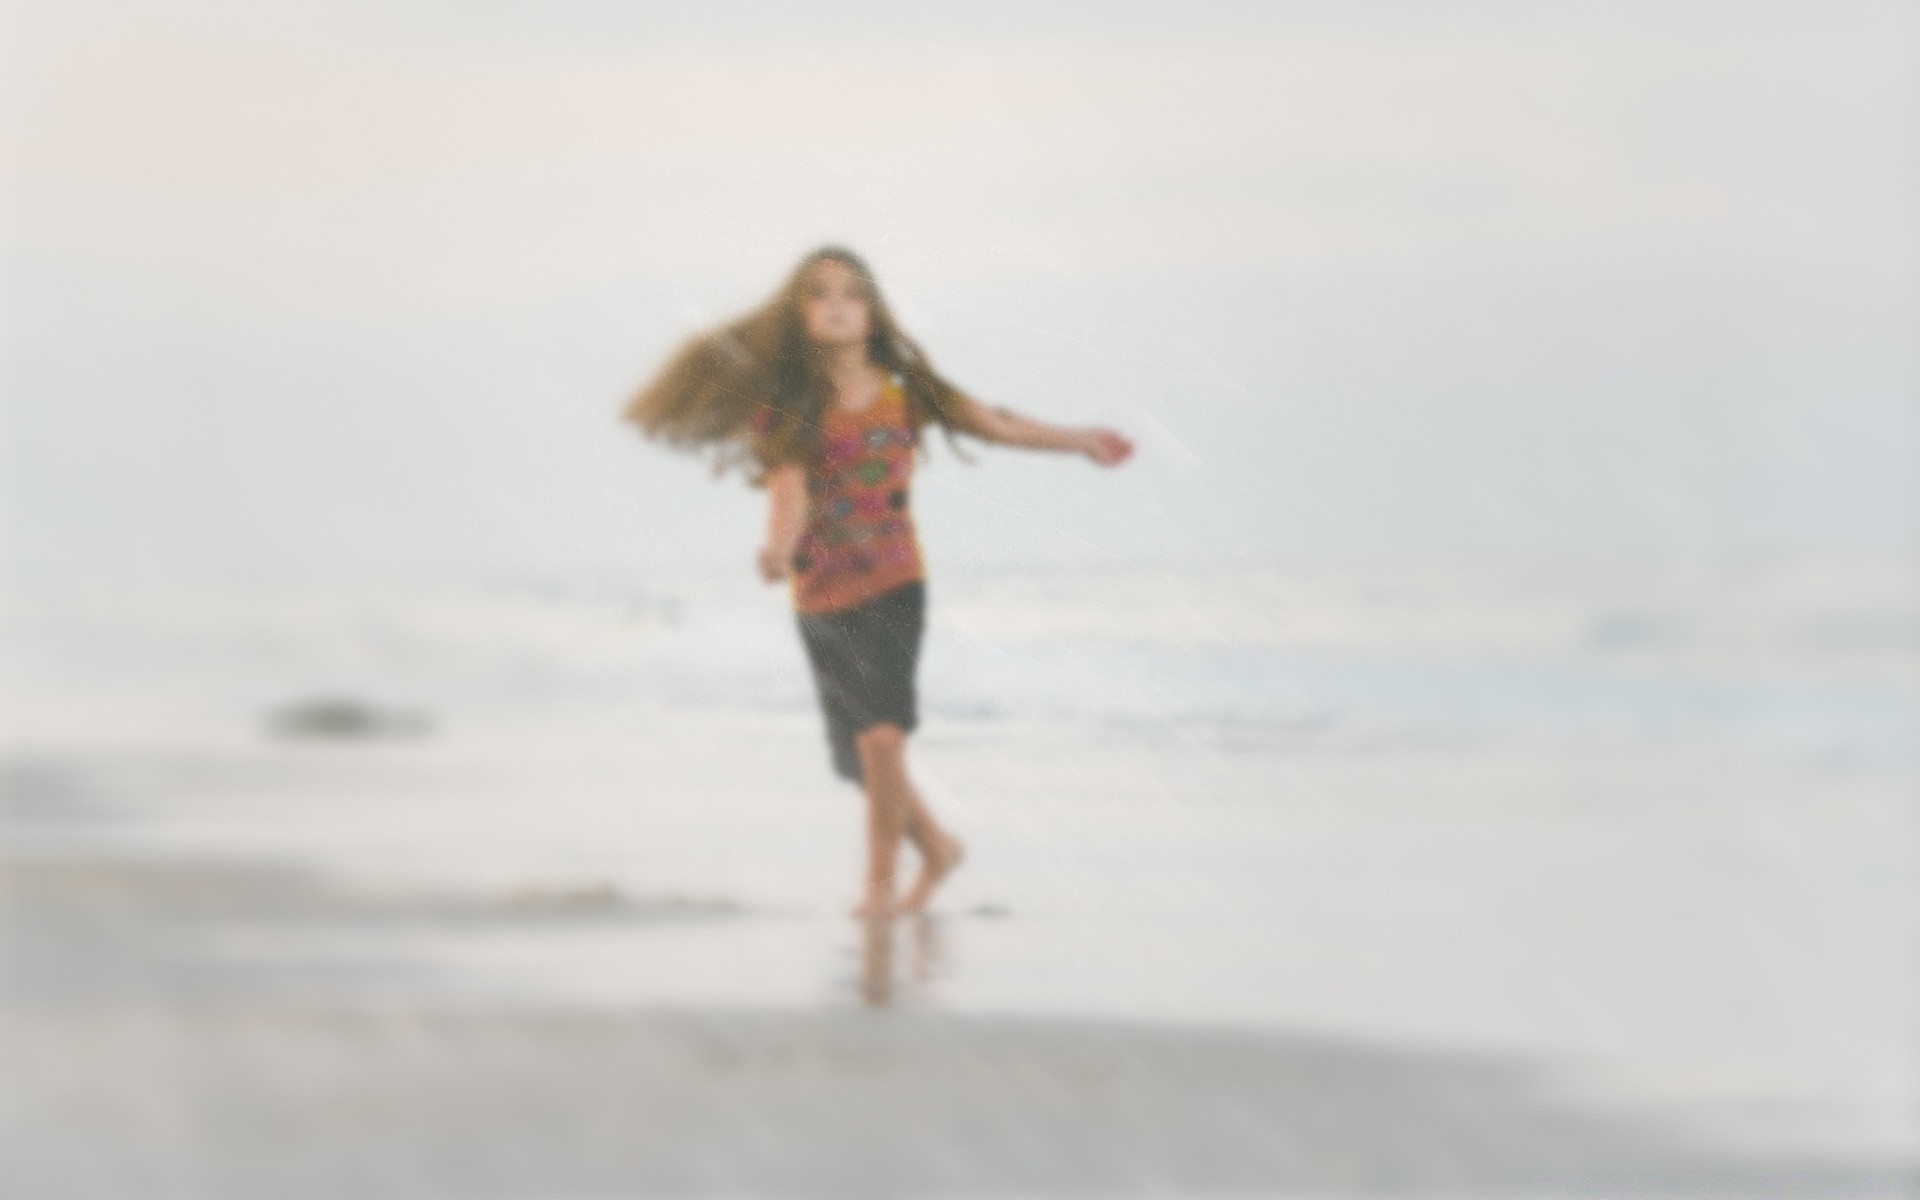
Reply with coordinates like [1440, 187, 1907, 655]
[623, 246, 979, 484]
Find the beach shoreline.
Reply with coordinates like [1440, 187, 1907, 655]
[4, 561, 1913, 1195]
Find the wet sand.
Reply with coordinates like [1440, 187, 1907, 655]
[5, 839, 1909, 1198]
[4, 565, 1913, 1196]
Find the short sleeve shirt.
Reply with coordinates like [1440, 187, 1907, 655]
[791, 377, 925, 614]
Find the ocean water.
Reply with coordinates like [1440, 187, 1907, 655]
[4, 557, 1915, 1158]
[10, 557, 1912, 786]
[643, 558, 1917, 768]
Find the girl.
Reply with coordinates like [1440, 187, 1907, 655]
[625, 246, 1132, 917]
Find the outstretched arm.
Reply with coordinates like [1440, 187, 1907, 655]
[956, 396, 1134, 465]
[757, 464, 806, 583]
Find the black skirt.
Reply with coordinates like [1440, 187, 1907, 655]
[794, 580, 926, 784]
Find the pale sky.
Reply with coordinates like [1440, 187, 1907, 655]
[5, 1, 1916, 578]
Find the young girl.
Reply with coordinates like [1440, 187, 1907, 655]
[625, 246, 1132, 917]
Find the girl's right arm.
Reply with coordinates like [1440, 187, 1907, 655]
[955, 396, 1133, 465]
[757, 464, 807, 583]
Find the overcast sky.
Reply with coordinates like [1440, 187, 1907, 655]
[5, 1, 1915, 579]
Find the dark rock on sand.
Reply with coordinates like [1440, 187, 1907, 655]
[264, 696, 433, 740]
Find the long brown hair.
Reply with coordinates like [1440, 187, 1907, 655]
[623, 246, 978, 484]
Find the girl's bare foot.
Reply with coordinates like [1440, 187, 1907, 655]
[899, 834, 964, 913]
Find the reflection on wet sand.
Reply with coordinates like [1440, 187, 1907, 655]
[858, 914, 946, 1009]
[860, 915, 893, 1007]
[5, 844, 1910, 1198]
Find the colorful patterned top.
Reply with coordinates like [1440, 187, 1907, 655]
[789, 376, 925, 614]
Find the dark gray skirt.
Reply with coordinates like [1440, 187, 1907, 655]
[794, 580, 926, 784]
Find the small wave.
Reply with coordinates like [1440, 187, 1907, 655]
[1585, 612, 1688, 651]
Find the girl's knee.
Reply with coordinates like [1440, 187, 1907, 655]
[855, 722, 906, 760]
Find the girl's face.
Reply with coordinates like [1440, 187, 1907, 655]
[799, 259, 872, 350]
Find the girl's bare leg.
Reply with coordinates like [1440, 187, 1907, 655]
[854, 724, 963, 916]
[897, 785, 964, 913]
[853, 725, 907, 916]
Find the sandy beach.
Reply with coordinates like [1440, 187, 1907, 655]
[3, 561, 1913, 1197]
[10, 1, 1915, 1191]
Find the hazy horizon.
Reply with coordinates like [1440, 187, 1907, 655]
[5, 0, 1915, 580]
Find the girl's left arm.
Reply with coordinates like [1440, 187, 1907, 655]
[756, 463, 808, 583]
[956, 397, 1134, 466]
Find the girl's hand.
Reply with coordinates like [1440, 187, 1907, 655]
[759, 465, 806, 584]
[1078, 428, 1134, 466]
[756, 545, 791, 584]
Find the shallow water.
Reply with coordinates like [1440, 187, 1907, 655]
[4, 559, 1914, 1193]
